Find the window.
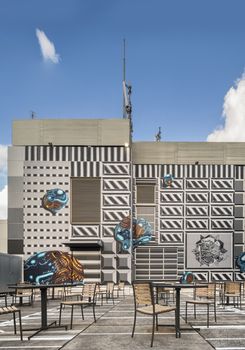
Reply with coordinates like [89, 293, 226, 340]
[137, 184, 155, 204]
[71, 178, 101, 224]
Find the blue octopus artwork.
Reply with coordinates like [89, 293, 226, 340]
[24, 251, 84, 285]
[180, 271, 194, 284]
[42, 188, 68, 215]
[236, 252, 245, 273]
[162, 174, 174, 187]
[114, 216, 152, 251]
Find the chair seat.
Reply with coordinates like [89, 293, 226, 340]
[137, 304, 176, 315]
[0, 306, 19, 314]
[224, 293, 240, 297]
[186, 299, 214, 305]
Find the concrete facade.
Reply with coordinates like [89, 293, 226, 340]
[0, 220, 7, 253]
[7, 119, 245, 283]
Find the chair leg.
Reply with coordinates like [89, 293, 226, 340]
[214, 303, 217, 323]
[59, 303, 62, 326]
[70, 305, 74, 329]
[131, 310, 137, 338]
[13, 311, 16, 334]
[92, 303, 96, 322]
[194, 304, 196, 319]
[207, 304, 209, 328]
[156, 314, 158, 331]
[185, 302, 188, 323]
[18, 310, 23, 341]
[81, 305, 84, 320]
[151, 313, 155, 347]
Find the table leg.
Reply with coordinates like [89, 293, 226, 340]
[175, 288, 181, 338]
[40, 288, 48, 328]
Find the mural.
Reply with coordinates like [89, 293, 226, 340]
[42, 188, 68, 215]
[186, 233, 232, 269]
[236, 252, 245, 273]
[114, 216, 152, 251]
[180, 271, 194, 283]
[24, 251, 84, 284]
[162, 174, 174, 187]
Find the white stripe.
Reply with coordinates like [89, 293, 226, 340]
[80, 332, 196, 335]
[207, 338, 245, 341]
[215, 348, 245, 350]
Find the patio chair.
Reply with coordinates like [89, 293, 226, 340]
[59, 283, 97, 329]
[222, 282, 242, 309]
[132, 282, 177, 347]
[185, 283, 217, 327]
[14, 286, 34, 306]
[0, 306, 23, 340]
[114, 281, 125, 299]
[96, 282, 115, 305]
[0, 293, 8, 307]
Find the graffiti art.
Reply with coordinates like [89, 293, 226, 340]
[236, 252, 245, 273]
[162, 174, 174, 187]
[192, 234, 227, 267]
[24, 251, 84, 284]
[42, 188, 68, 215]
[114, 216, 152, 251]
[180, 271, 194, 284]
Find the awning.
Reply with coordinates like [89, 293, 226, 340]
[63, 240, 103, 251]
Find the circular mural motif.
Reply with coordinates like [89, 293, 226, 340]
[42, 188, 68, 215]
[192, 234, 227, 267]
[236, 252, 245, 273]
[180, 271, 194, 284]
[24, 251, 84, 284]
[162, 174, 174, 187]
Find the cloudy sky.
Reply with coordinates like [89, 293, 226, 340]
[1, 0, 245, 219]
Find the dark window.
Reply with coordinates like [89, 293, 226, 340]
[71, 178, 101, 224]
[137, 184, 155, 204]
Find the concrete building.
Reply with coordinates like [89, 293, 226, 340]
[0, 220, 7, 253]
[8, 119, 245, 283]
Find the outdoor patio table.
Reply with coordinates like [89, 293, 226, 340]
[8, 283, 76, 339]
[152, 281, 208, 338]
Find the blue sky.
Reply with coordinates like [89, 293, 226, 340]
[1, 0, 245, 217]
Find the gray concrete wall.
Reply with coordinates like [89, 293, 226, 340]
[0, 220, 7, 253]
[12, 119, 130, 146]
[133, 142, 245, 164]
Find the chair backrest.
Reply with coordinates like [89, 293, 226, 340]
[225, 282, 240, 294]
[118, 281, 125, 290]
[195, 283, 216, 300]
[83, 283, 96, 299]
[132, 282, 152, 306]
[106, 282, 114, 293]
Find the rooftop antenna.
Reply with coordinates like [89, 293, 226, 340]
[122, 39, 133, 134]
[155, 127, 162, 141]
[30, 111, 36, 119]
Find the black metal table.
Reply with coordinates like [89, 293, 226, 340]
[8, 283, 76, 339]
[152, 281, 208, 337]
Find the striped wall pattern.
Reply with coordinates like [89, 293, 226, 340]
[134, 163, 244, 282]
[72, 225, 100, 237]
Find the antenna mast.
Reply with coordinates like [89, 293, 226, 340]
[122, 39, 133, 134]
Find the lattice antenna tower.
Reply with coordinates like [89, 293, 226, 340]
[155, 126, 162, 141]
[122, 39, 133, 134]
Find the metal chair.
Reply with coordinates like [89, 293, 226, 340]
[222, 282, 242, 309]
[59, 283, 97, 329]
[132, 282, 177, 347]
[96, 282, 115, 305]
[185, 283, 217, 327]
[0, 306, 23, 340]
[114, 281, 125, 299]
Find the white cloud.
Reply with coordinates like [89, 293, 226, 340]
[36, 28, 60, 64]
[207, 74, 245, 141]
[0, 144, 7, 177]
[0, 185, 7, 220]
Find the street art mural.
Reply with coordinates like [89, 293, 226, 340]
[180, 271, 194, 283]
[24, 251, 84, 284]
[114, 216, 152, 251]
[42, 188, 68, 215]
[236, 252, 245, 273]
[162, 174, 174, 187]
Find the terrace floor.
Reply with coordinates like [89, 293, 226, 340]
[0, 287, 245, 350]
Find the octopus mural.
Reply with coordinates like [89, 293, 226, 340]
[114, 216, 152, 251]
[180, 271, 194, 284]
[42, 188, 68, 215]
[236, 252, 245, 273]
[162, 174, 174, 187]
[24, 251, 84, 285]
[192, 234, 227, 267]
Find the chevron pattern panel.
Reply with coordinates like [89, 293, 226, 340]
[102, 226, 115, 237]
[160, 179, 183, 189]
[103, 178, 130, 191]
[211, 219, 233, 230]
[211, 206, 234, 216]
[211, 179, 233, 190]
[186, 192, 209, 203]
[103, 209, 130, 222]
[160, 206, 183, 216]
[160, 219, 183, 230]
[186, 206, 209, 216]
[211, 192, 233, 203]
[211, 272, 233, 281]
[186, 179, 209, 189]
[186, 219, 208, 230]
[159, 232, 183, 244]
[235, 273, 245, 281]
[103, 194, 130, 207]
[103, 163, 130, 176]
[160, 192, 183, 203]
[72, 225, 100, 237]
[193, 272, 208, 281]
